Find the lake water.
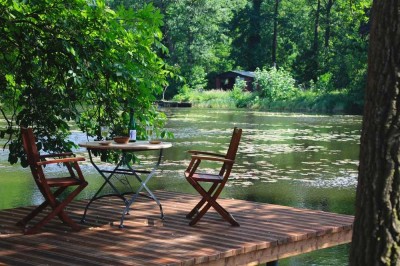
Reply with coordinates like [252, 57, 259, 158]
[0, 108, 361, 265]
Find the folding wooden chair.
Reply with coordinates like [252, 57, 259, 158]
[18, 127, 88, 234]
[185, 127, 242, 226]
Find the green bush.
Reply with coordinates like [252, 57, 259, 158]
[312, 90, 350, 113]
[173, 85, 192, 102]
[174, 89, 236, 108]
[254, 67, 299, 101]
[230, 78, 253, 108]
[249, 87, 360, 114]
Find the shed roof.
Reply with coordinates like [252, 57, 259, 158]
[231, 70, 255, 78]
[217, 70, 255, 78]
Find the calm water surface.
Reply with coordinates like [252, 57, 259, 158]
[0, 108, 361, 265]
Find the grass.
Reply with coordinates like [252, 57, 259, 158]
[173, 88, 363, 114]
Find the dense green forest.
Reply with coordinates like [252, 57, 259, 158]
[111, 0, 371, 113]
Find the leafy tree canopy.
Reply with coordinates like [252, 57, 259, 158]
[0, 0, 174, 166]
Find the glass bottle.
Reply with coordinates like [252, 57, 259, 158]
[128, 109, 136, 142]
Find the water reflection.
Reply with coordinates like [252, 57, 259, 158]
[163, 109, 360, 194]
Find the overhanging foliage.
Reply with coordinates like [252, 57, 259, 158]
[0, 0, 174, 166]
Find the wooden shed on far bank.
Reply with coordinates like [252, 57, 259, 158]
[215, 70, 255, 91]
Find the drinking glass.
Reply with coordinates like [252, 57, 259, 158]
[146, 125, 154, 142]
[100, 126, 109, 140]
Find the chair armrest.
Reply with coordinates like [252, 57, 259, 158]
[39, 152, 74, 159]
[191, 155, 234, 164]
[36, 157, 85, 166]
[187, 150, 225, 157]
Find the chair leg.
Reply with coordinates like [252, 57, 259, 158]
[207, 184, 239, 226]
[24, 203, 67, 235]
[186, 183, 218, 219]
[23, 183, 87, 234]
[25, 206, 79, 235]
[57, 210, 81, 231]
[190, 199, 239, 226]
[17, 201, 48, 227]
[17, 187, 66, 226]
[55, 182, 87, 230]
[188, 181, 239, 226]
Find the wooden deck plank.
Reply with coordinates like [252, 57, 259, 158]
[0, 191, 353, 265]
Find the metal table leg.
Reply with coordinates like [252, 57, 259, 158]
[118, 149, 164, 228]
[81, 150, 130, 223]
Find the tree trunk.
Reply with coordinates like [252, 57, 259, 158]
[248, 0, 262, 70]
[271, 0, 279, 66]
[186, 4, 195, 67]
[349, 1, 400, 265]
[313, 0, 321, 53]
[324, 0, 333, 48]
[307, 0, 321, 81]
[157, 0, 174, 60]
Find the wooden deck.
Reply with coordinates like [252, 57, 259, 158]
[0, 191, 353, 265]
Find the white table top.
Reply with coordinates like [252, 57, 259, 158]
[79, 140, 172, 151]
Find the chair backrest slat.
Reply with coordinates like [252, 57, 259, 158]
[219, 127, 242, 176]
[21, 127, 42, 179]
[21, 127, 41, 166]
[225, 127, 242, 161]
